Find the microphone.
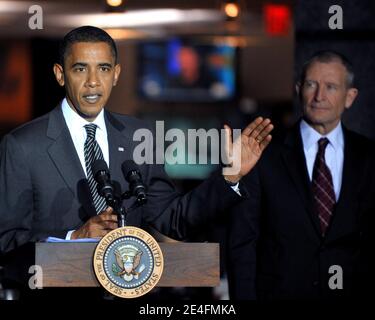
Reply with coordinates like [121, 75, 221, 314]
[92, 159, 114, 202]
[121, 160, 147, 204]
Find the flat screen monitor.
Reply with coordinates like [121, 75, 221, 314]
[138, 38, 237, 102]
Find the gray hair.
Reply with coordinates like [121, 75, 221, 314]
[300, 50, 355, 88]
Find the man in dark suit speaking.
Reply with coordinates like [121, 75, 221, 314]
[0, 26, 272, 260]
[227, 51, 375, 300]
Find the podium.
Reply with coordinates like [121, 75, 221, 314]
[35, 242, 220, 288]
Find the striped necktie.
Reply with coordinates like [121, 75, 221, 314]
[312, 137, 336, 236]
[84, 123, 107, 214]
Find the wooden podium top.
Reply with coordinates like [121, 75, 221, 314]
[36, 242, 220, 287]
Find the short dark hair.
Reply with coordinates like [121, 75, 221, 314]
[300, 50, 355, 88]
[59, 26, 118, 66]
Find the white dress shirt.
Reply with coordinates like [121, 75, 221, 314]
[61, 98, 109, 176]
[300, 119, 344, 201]
[61, 98, 109, 239]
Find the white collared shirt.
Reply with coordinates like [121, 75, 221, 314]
[61, 98, 110, 239]
[300, 119, 344, 201]
[61, 98, 109, 176]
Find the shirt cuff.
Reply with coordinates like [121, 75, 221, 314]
[65, 230, 75, 240]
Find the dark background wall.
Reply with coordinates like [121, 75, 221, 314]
[31, 39, 64, 118]
[295, 0, 375, 139]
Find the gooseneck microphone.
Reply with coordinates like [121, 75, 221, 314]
[91, 159, 114, 202]
[92, 159, 126, 227]
[121, 160, 147, 204]
[91, 159, 147, 227]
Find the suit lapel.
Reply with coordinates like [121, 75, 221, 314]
[105, 111, 133, 181]
[46, 105, 94, 216]
[281, 124, 323, 239]
[325, 128, 362, 242]
[105, 111, 139, 224]
[47, 106, 86, 194]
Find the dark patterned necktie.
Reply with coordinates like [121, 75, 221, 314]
[84, 124, 107, 214]
[312, 138, 336, 236]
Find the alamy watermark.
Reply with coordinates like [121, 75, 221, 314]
[28, 5, 43, 30]
[328, 265, 343, 290]
[28, 265, 43, 289]
[132, 121, 242, 176]
[328, 5, 343, 30]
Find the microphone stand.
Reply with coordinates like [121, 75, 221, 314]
[103, 190, 146, 228]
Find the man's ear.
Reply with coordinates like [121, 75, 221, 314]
[345, 87, 358, 109]
[113, 64, 121, 86]
[53, 63, 65, 86]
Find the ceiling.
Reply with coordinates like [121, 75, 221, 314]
[0, 0, 294, 40]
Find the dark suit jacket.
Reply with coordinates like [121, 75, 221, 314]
[0, 105, 243, 255]
[227, 122, 375, 300]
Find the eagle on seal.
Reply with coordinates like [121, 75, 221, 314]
[115, 250, 143, 277]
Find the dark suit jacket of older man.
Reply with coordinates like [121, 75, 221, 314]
[227, 122, 375, 300]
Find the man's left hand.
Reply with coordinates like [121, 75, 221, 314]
[223, 117, 273, 184]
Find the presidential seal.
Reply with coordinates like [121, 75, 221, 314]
[93, 226, 164, 298]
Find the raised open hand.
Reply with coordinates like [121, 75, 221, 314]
[223, 117, 273, 183]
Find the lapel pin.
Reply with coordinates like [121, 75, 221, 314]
[118, 147, 125, 152]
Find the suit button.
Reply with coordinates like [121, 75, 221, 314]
[313, 281, 319, 286]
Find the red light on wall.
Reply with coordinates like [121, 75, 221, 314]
[264, 4, 291, 36]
